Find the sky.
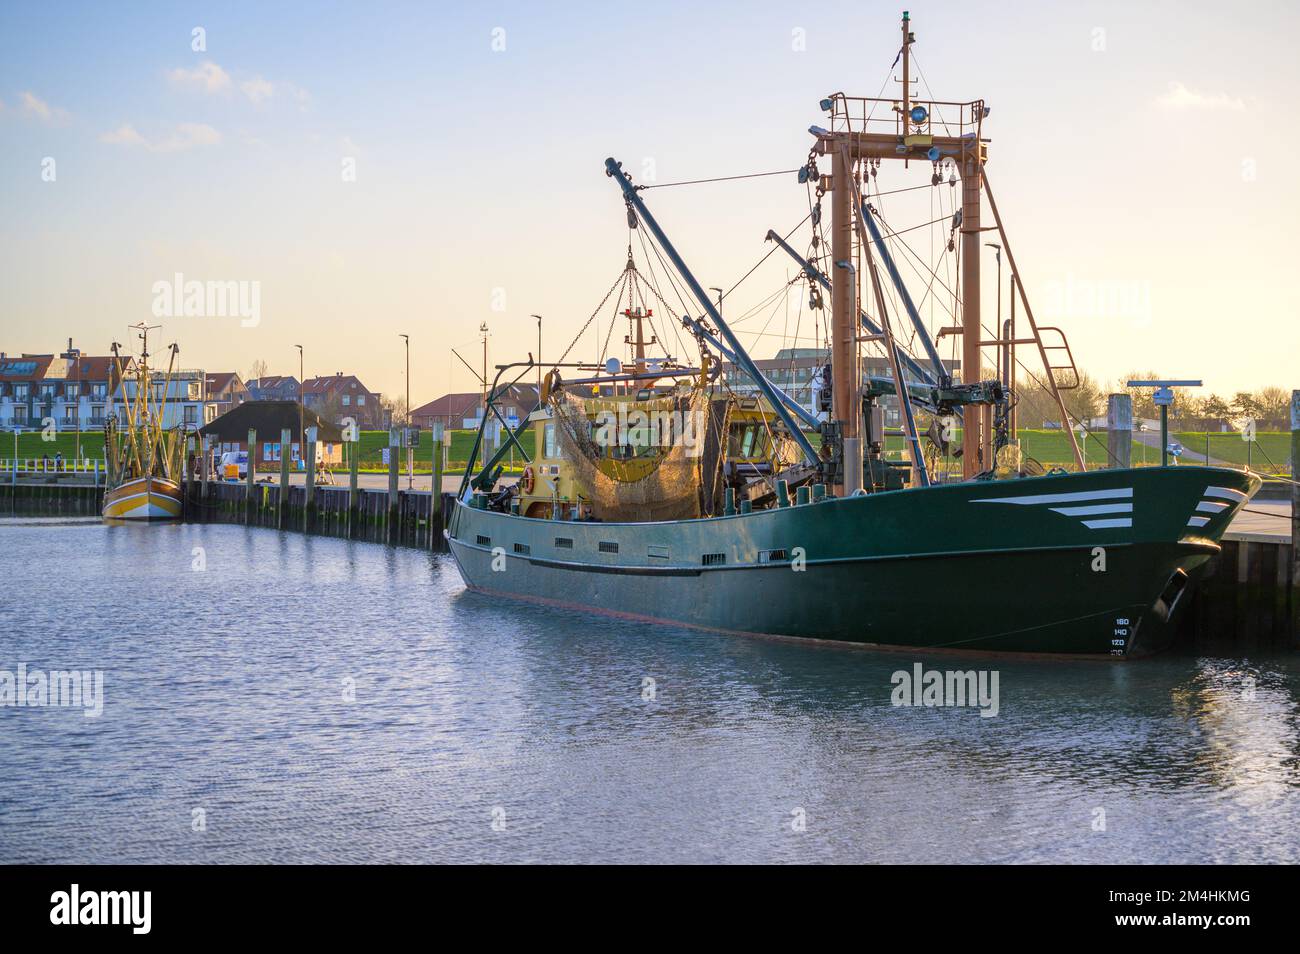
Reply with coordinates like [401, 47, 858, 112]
[1, 0, 1297, 407]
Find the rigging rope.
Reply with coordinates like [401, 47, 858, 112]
[640, 168, 801, 190]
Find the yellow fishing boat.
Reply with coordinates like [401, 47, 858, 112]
[102, 323, 187, 522]
[102, 475, 183, 520]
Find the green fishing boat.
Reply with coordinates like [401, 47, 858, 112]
[446, 12, 1259, 657]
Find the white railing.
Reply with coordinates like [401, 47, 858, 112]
[1, 458, 103, 482]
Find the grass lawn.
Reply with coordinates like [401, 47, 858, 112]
[1175, 431, 1291, 471]
[9, 431, 106, 460]
[6, 426, 1289, 475]
[880, 429, 1149, 469]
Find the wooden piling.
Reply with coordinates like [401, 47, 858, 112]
[348, 441, 359, 539]
[181, 434, 192, 517]
[387, 430, 399, 544]
[305, 425, 317, 532]
[278, 427, 291, 529]
[245, 427, 256, 525]
[199, 433, 209, 508]
[431, 424, 444, 544]
[1107, 393, 1132, 469]
[1291, 390, 1299, 636]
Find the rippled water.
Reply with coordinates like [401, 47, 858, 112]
[1, 518, 1297, 863]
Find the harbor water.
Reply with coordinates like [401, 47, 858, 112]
[1, 518, 1297, 864]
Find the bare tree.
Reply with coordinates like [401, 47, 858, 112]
[389, 395, 410, 427]
[247, 359, 269, 383]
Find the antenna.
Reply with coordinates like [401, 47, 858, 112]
[1126, 379, 1203, 467]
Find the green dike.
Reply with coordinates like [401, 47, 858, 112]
[7, 427, 1287, 473]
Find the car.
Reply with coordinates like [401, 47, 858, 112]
[217, 450, 248, 481]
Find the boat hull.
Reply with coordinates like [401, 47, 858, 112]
[102, 476, 183, 521]
[447, 466, 1259, 657]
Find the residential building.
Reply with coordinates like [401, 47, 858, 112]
[115, 368, 217, 428]
[411, 384, 539, 430]
[302, 372, 388, 429]
[205, 372, 251, 418]
[721, 348, 961, 426]
[0, 342, 131, 431]
[198, 400, 344, 468]
[246, 375, 300, 402]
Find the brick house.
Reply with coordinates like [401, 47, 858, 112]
[411, 384, 539, 430]
[303, 372, 388, 429]
[205, 372, 251, 418]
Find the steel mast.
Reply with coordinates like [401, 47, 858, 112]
[813, 11, 991, 478]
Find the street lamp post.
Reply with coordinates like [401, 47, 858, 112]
[985, 243, 1003, 385]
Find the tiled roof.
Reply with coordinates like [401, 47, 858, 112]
[0, 354, 54, 381]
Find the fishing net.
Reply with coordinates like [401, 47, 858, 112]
[549, 386, 717, 522]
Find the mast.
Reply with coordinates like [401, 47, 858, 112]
[901, 11, 913, 138]
[829, 146, 860, 495]
[813, 12, 990, 479]
[960, 143, 983, 477]
[623, 307, 654, 375]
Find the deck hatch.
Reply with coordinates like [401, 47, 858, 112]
[598, 541, 619, 554]
[701, 552, 727, 566]
[758, 548, 788, 563]
[554, 537, 574, 549]
[476, 535, 491, 546]
[513, 543, 531, 555]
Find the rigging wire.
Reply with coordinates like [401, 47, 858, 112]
[640, 168, 801, 190]
[719, 210, 814, 304]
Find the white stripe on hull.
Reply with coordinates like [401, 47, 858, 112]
[103, 477, 182, 520]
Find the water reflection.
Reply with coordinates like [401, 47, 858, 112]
[0, 517, 1296, 863]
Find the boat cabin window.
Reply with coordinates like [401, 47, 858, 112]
[543, 423, 559, 459]
[727, 423, 770, 460]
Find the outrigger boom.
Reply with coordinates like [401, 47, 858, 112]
[605, 157, 820, 467]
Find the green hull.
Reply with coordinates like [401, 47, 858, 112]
[447, 466, 1259, 657]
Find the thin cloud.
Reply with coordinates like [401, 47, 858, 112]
[18, 90, 70, 124]
[240, 76, 274, 104]
[167, 61, 232, 94]
[1155, 81, 1245, 111]
[238, 75, 310, 109]
[99, 122, 221, 152]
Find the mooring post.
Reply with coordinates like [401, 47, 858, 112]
[245, 428, 257, 525]
[348, 440, 359, 538]
[1107, 393, 1133, 469]
[1291, 389, 1299, 639]
[182, 434, 192, 518]
[278, 427, 291, 529]
[387, 429, 400, 543]
[304, 425, 317, 532]
[199, 434, 209, 505]
[431, 422, 444, 543]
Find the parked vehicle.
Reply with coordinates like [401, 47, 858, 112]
[218, 451, 248, 481]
